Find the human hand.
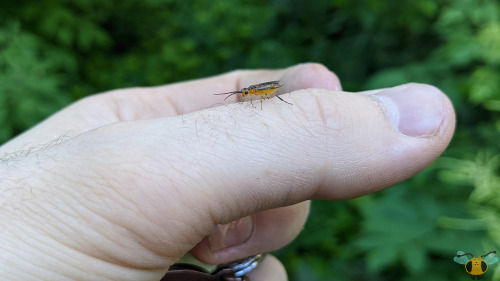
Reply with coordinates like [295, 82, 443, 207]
[0, 63, 455, 281]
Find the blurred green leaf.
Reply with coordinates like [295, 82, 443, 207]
[469, 67, 500, 105]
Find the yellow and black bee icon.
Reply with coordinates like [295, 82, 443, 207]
[454, 251, 499, 280]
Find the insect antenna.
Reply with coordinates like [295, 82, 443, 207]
[214, 91, 242, 101]
[482, 251, 497, 257]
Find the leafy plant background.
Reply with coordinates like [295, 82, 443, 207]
[1, 0, 500, 280]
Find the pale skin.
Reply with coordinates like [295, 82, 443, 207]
[0, 63, 455, 281]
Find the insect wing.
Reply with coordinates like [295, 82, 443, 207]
[483, 252, 499, 265]
[454, 251, 470, 265]
[254, 81, 283, 91]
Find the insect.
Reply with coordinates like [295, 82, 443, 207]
[214, 80, 292, 109]
[454, 250, 499, 280]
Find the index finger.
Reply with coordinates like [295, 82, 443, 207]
[0, 63, 340, 154]
[107, 62, 341, 115]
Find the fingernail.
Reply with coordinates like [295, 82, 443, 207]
[370, 83, 446, 137]
[209, 216, 254, 252]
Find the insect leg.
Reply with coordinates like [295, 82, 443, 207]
[276, 95, 293, 105]
[250, 94, 256, 108]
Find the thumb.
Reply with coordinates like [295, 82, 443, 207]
[3, 83, 454, 280]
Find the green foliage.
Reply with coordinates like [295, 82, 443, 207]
[438, 151, 500, 280]
[355, 186, 486, 279]
[1, 0, 500, 280]
[0, 21, 74, 141]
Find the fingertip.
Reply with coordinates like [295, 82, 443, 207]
[282, 62, 342, 92]
[247, 255, 287, 281]
[190, 203, 310, 264]
[213, 63, 341, 107]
